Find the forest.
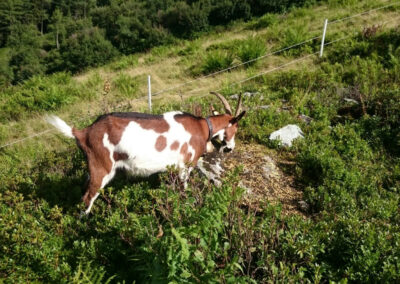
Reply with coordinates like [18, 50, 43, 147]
[0, 0, 319, 88]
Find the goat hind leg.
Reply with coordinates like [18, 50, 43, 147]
[82, 168, 115, 215]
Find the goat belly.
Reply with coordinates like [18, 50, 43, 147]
[119, 151, 182, 176]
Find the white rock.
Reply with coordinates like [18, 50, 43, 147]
[344, 98, 359, 104]
[269, 124, 304, 147]
[230, 92, 258, 100]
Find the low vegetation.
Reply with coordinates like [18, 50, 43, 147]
[1, 0, 400, 282]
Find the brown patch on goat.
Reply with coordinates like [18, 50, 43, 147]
[225, 122, 238, 141]
[114, 152, 128, 161]
[73, 127, 113, 207]
[180, 142, 188, 156]
[209, 114, 232, 133]
[174, 115, 209, 164]
[170, 141, 180, 151]
[180, 142, 193, 163]
[136, 119, 169, 133]
[86, 115, 170, 146]
[155, 135, 167, 152]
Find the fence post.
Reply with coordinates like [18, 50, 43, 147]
[148, 75, 152, 112]
[320, 19, 328, 57]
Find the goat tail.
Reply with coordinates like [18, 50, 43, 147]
[45, 115, 75, 139]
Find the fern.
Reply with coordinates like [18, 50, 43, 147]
[72, 262, 115, 284]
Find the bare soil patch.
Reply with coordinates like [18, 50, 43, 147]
[200, 143, 307, 217]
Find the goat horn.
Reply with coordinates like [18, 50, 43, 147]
[234, 93, 243, 117]
[210, 91, 232, 115]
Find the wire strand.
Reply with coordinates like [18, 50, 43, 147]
[0, 129, 54, 150]
[330, 1, 400, 24]
[152, 36, 321, 96]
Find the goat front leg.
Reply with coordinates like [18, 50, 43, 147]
[179, 165, 193, 189]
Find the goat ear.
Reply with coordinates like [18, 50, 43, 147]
[193, 104, 202, 117]
[230, 111, 246, 124]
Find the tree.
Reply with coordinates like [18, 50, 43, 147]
[0, 0, 25, 46]
[161, 1, 209, 38]
[31, 0, 51, 35]
[49, 9, 66, 49]
[8, 24, 45, 83]
[60, 27, 118, 72]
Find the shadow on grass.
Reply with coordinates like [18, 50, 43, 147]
[11, 146, 161, 214]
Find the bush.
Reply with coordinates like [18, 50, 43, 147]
[0, 72, 89, 121]
[61, 27, 118, 73]
[7, 24, 46, 83]
[249, 0, 315, 15]
[162, 1, 209, 39]
[236, 36, 267, 65]
[280, 25, 313, 56]
[209, 0, 251, 26]
[248, 13, 278, 29]
[0, 48, 13, 89]
[201, 50, 234, 74]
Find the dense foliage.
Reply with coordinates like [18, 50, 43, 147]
[0, 0, 321, 88]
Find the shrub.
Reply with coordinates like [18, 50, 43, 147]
[248, 13, 278, 29]
[201, 50, 234, 74]
[280, 25, 312, 56]
[236, 36, 266, 65]
[112, 73, 138, 98]
[209, 0, 251, 26]
[0, 72, 88, 121]
[61, 27, 118, 73]
[162, 2, 209, 39]
[250, 0, 313, 15]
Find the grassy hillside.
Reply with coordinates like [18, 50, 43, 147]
[1, 0, 400, 282]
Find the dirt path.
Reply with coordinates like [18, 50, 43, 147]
[200, 143, 307, 217]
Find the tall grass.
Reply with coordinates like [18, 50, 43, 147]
[201, 50, 235, 74]
[112, 73, 139, 98]
[236, 36, 267, 66]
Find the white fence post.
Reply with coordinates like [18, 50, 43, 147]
[148, 75, 152, 112]
[320, 19, 328, 57]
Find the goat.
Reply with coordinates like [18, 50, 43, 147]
[46, 92, 245, 214]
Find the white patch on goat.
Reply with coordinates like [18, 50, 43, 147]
[213, 129, 225, 141]
[225, 134, 236, 150]
[102, 133, 117, 188]
[179, 166, 193, 188]
[85, 192, 99, 214]
[111, 111, 195, 177]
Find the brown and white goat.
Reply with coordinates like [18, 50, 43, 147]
[46, 92, 245, 214]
